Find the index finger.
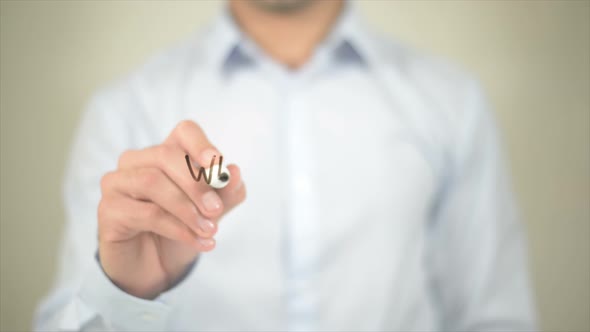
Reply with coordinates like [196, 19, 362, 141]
[165, 120, 220, 168]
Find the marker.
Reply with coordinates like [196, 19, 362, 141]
[185, 154, 231, 189]
[207, 163, 231, 189]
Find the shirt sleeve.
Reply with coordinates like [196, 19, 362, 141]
[33, 87, 192, 331]
[427, 81, 537, 331]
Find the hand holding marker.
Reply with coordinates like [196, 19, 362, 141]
[97, 120, 245, 299]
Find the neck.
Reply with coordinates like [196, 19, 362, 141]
[230, 0, 344, 69]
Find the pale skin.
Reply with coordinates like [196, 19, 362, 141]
[98, 0, 343, 300]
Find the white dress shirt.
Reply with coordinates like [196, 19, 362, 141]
[35, 5, 536, 331]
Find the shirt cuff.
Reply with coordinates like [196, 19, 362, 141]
[77, 255, 173, 331]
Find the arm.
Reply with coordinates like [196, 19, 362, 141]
[34, 91, 174, 331]
[427, 82, 537, 331]
[34, 88, 246, 331]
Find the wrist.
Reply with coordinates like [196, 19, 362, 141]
[96, 251, 199, 300]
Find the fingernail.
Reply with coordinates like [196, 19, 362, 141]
[198, 218, 216, 234]
[202, 191, 222, 212]
[197, 237, 215, 248]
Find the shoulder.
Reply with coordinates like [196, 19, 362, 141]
[370, 31, 483, 116]
[362, 29, 495, 174]
[367, 30, 490, 134]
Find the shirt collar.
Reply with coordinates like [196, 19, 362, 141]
[204, 1, 375, 74]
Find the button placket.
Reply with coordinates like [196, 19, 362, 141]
[281, 76, 319, 331]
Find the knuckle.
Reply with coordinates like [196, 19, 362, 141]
[97, 198, 115, 227]
[137, 168, 161, 188]
[100, 172, 116, 193]
[175, 120, 200, 137]
[117, 149, 134, 169]
[142, 203, 163, 220]
[97, 199, 108, 220]
[155, 145, 174, 163]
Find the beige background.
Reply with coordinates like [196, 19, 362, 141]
[1, 1, 588, 331]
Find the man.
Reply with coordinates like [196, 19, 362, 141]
[35, 0, 536, 330]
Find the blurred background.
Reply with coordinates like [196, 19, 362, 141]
[1, 1, 588, 331]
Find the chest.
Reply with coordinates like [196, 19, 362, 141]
[184, 73, 439, 251]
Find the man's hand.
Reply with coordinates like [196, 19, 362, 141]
[97, 120, 246, 299]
